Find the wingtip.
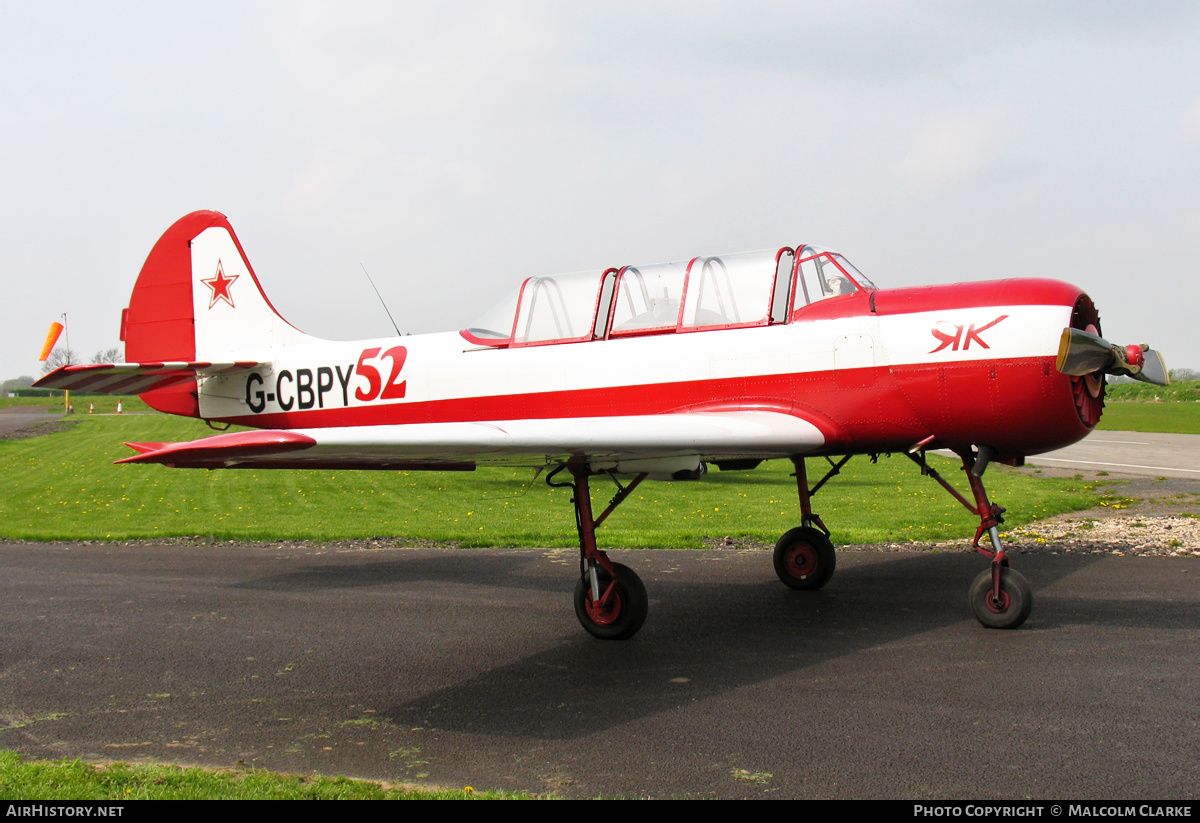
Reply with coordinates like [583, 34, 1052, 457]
[117, 442, 175, 464]
[124, 441, 169, 454]
[115, 430, 317, 467]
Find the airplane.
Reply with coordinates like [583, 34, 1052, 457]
[34, 210, 1169, 639]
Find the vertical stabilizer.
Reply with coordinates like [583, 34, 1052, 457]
[121, 210, 315, 416]
[188, 223, 315, 360]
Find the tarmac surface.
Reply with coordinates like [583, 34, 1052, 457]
[0, 538, 1196, 799]
[1027, 430, 1200, 480]
[0, 406, 68, 438]
[0, 407, 1196, 798]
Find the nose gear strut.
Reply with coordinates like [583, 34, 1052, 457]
[906, 445, 1033, 629]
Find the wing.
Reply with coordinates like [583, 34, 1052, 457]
[118, 411, 827, 471]
[33, 362, 260, 394]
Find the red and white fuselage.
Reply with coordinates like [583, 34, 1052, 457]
[39, 210, 1150, 633]
[38, 211, 1101, 471]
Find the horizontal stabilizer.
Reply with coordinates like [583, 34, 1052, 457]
[33, 361, 261, 395]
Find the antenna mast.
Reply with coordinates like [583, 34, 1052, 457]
[360, 264, 402, 337]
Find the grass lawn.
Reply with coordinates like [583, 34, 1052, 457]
[0, 413, 1102, 547]
[0, 396, 151, 413]
[0, 750, 527, 800]
[1098, 380, 1200, 433]
[1096, 400, 1200, 434]
[1105, 379, 1199, 402]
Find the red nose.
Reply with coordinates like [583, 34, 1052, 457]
[1124, 344, 1144, 369]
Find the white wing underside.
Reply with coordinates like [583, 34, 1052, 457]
[120, 411, 826, 471]
[302, 411, 825, 466]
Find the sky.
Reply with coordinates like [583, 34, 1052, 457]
[3, 1, 1198, 380]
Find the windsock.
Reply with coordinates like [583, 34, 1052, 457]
[39, 322, 64, 362]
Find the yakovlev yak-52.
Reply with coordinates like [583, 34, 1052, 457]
[36, 211, 1168, 638]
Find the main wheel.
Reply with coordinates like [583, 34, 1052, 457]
[969, 567, 1033, 629]
[773, 527, 836, 590]
[574, 562, 648, 640]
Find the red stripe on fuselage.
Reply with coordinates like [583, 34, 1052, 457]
[215, 354, 1089, 458]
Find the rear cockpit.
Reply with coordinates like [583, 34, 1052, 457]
[462, 245, 876, 347]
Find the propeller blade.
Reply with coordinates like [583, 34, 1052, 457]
[1056, 328, 1114, 376]
[1056, 328, 1171, 385]
[1131, 348, 1170, 386]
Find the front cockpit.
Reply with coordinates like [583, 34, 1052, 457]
[462, 245, 876, 348]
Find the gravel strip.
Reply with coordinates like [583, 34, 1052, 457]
[835, 513, 1200, 557]
[7, 510, 1198, 558]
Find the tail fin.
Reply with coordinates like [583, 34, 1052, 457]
[121, 211, 314, 416]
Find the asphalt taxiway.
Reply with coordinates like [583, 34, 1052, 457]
[1027, 430, 1200, 479]
[1, 411, 1195, 797]
[0, 407, 67, 438]
[0, 539, 1195, 799]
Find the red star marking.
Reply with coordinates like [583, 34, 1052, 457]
[201, 262, 239, 309]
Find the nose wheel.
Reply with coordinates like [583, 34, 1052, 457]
[969, 566, 1032, 630]
[908, 445, 1036, 630]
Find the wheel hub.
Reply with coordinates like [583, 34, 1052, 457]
[586, 591, 622, 625]
[986, 589, 1011, 613]
[785, 545, 817, 578]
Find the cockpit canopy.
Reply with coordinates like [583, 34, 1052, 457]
[463, 245, 875, 347]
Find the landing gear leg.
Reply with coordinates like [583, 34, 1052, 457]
[773, 456, 845, 591]
[908, 446, 1033, 629]
[551, 462, 649, 640]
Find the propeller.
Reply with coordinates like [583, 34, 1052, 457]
[1056, 328, 1170, 386]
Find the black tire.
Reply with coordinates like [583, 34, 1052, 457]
[773, 527, 836, 590]
[969, 567, 1033, 629]
[574, 562, 648, 640]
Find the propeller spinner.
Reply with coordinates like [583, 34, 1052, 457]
[1056, 327, 1170, 386]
